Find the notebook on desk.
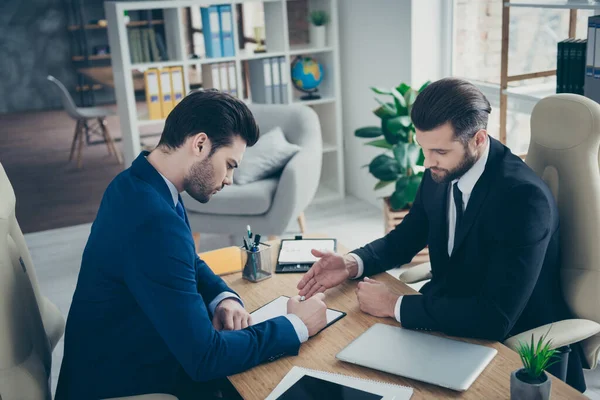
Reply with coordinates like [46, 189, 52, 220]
[336, 323, 497, 392]
[266, 366, 413, 400]
[275, 238, 336, 273]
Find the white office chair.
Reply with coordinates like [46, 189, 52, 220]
[0, 161, 174, 400]
[397, 94, 600, 369]
[47, 75, 122, 168]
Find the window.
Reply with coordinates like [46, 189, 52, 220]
[453, 0, 593, 153]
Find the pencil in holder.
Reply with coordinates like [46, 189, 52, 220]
[242, 244, 272, 282]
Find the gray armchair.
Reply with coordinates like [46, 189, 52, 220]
[184, 103, 322, 238]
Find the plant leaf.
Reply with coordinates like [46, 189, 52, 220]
[374, 180, 395, 190]
[391, 88, 408, 116]
[371, 86, 393, 95]
[396, 83, 411, 96]
[418, 81, 431, 93]
[386, 116, 411, 134]
[404, 175, 422, 204]
[374, 98, 397, 118]
[389, 189, 407, 210]
[405, 89, 417, 109]
[416, 147, 425, 166]
[406, 143, 421, 169]
[355, 126, 383, 138]
[365, 138, 393, 149]
[393, 143, 408, 169]
[368, 154, 399, 181]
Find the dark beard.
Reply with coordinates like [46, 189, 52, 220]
[430, 149, 478, 184]
[183, 157, 217, 203]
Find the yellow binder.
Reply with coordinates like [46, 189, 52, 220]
[199, 246, 243, 276]
[158, 67, 174, 118]
[144, 69, 162, 120]
[170, 66, 185, 106]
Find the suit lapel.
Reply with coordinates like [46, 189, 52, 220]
[178, 194, 192, 231]
[451, 137, 504, 256]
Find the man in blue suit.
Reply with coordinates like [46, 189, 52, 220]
[56, 89, 327, 399]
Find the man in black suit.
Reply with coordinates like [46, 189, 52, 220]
[297, 78, 586, 392]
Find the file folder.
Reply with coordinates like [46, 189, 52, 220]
[271, 57, 281, 104]
[159, 68, 174, 118]
[218, 5, 235, 57]
[170, 66, 185, 106]
[228, 62, 237, 97]
[220, 63, 229, 93]
[201, 6, 222, 58]
[144, 68, 162, 120]
[279, 57, 288, 104]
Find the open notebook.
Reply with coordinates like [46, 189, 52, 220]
[266, 366, 413, 400]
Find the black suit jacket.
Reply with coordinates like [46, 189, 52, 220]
[352, 137, 585, 392]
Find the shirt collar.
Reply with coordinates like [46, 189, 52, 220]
[453, 137, 490, 194]
[158, 173, 179, 207]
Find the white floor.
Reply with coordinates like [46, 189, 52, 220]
[24, 195, 600, 398]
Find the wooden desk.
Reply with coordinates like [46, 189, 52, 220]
[221, 239, 585, 399]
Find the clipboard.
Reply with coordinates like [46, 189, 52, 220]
[250, 295, 346, 335]
[275, 237, 337, 273]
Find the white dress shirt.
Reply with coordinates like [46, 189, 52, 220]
[158, 173, 309, 342]
[350, 138, 490, 325]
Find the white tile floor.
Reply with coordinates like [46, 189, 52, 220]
[24, 195, 600, 398]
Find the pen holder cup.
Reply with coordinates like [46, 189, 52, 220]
[242, 244, 273, 282]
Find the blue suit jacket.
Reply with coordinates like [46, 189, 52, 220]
[55, 152, 300, 399]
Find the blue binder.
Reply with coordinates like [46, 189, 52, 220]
[201, 6, 222, 58]
[218, 5, 235, 57]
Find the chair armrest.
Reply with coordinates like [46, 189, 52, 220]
[503, 319, 600, 351]
[104, 394, 178, 400]
[398, 262, 432, 284]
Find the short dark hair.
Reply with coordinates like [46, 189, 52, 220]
[157, 89, 259, 154]
[410, 78, 491, 144]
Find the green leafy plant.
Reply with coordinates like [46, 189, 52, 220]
[309, 10, 330, 26]
[355, 81, 430, 210]
[515, 329, 560, 384]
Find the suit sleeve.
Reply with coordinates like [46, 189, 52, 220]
[401, 184, 553, 341]
[194, 255, 236, 310]
[124, 214, 300, 382]
[351, 173, 429, 276]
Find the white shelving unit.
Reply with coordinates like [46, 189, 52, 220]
[105, 0, 344, 204]
[506, 1, 600, 10]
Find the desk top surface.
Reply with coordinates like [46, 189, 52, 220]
[221, 237, 585, 400]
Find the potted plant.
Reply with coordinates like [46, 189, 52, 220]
[511, 331, 559, 400]
[354, 81, 430, 235]
[308, 10, 329, 48]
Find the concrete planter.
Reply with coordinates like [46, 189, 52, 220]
[510, 369, 551, 400]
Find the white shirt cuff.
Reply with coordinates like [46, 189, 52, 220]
[284, 314, 309, 343]
[394, 295, 403, 324]
[348, 253, 364, 279]
[208, 291, 243, 316]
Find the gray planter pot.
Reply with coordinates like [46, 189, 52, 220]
[510, 369, 551, 400]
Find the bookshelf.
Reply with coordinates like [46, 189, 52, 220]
[105, 0, 344, 204]
[500, 1, 600, 143]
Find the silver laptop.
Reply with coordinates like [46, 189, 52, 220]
[336, 323, 497, 392]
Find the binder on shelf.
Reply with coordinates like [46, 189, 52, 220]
[201, 6, 222, 58]
[587, 17, 596, 77]
[271, 57, 281, 104]
[557, 40, 564, 93]
[220, 63, 230, 93]
[141, 28, 151, 63]
[144, 68, 162, 120]
[228, 62, 237, 97]
[279, 57, 288, 104]
[159, 68, 175, 118]
[200, 63, 222, 91]
[218, 5, 235, 57]
[568, 39, 578, 94]
[576, 40, 587, 95]
[170, 66, 185, 106]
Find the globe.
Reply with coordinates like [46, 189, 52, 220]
[291, 56, 324, 100]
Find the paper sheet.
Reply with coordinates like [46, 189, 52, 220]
[250, 295, 344, 326]
[277, 239, 336, 264]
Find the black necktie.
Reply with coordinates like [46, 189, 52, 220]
[453, 183, 464, 233]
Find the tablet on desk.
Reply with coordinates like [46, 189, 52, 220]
[276, 238, 337, 273]
[250, 295, 346, 333]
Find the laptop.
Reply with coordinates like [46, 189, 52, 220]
[336, 323, 497, 392]
[275, 238, 336, 273]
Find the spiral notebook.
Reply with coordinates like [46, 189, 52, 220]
[266, 366, 413, 400]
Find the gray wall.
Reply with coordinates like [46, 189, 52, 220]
[0, 1, 75, 114]
[339, 0, 413, 209]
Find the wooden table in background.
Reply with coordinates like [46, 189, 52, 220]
[221, 238, 585, 400]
